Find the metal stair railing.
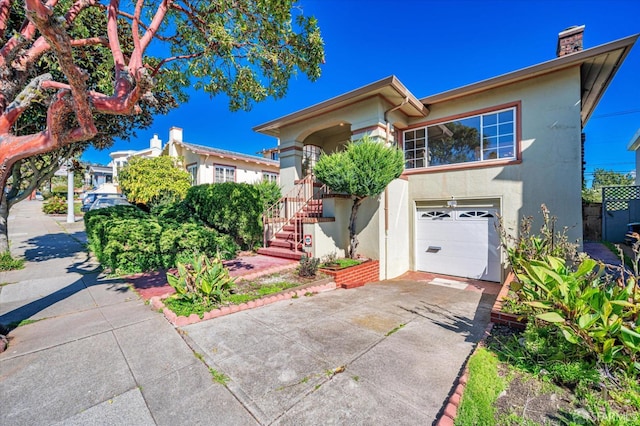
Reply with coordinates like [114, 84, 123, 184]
[263, 174, 327, 253]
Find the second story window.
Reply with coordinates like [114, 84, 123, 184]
[404, 107, 516, 169]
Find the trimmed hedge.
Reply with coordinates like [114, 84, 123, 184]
[185, 182, 280, 250]
[84, 205, 238, 273]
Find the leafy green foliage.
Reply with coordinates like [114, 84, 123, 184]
[298, 257, 320, 277]
[118, 157, 192, 210]
[185, 182, 277, 250]
[314, 136, 404, 199]
[313, 136, 404, 258]
[513, 255, 640, 373]
[455, 348, 505, 425]
[166, 253, 236, 308]
[582, 169, 634, 203]
[0, 252, 24, 271]
[42, 196, 68, 214]
[254, 180, 282, 211]
[84, 205, 238, 273]
[502, 206, 640, 376]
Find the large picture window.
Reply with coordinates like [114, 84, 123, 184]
[404, 107, 516, 169]
[215, 165, 235, 183]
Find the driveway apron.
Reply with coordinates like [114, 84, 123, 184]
[182, 277, 497, 425]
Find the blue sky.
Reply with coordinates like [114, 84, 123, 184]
[82, 0, 640, 184]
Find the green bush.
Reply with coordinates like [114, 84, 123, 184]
[503, 206, 640, 377]
[166, 253, 236, 307]
[84, 205, 239, 273]
[298, 256, 320, 277]
[185, 182, 277, 250]
[42, 196, 67, 214]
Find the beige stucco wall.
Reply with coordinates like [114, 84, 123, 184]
[382, 179, 410, 279]
[276, 97, 407, 193]
[273, 66, 583, 280]
[406, 67, 583, 274]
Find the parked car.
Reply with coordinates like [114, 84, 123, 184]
[81, 193, 125, 212]
[625, 222, 640, 245]
[89, 196, 131, 211]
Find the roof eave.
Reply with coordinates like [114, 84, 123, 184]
[253, 75, 426, 137]
[628, 129, 640, 151]
[420, 34, 638, 108]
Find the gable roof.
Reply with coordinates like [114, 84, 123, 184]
[253, 75, 428, 137]
[168, 140, 279, 167]
[420, 34, 638, 127]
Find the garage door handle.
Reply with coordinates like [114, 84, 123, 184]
[426, 246, 441, 253]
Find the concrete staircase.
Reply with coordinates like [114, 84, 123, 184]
[258, 199, 323, 260]
[259, 176, 328, 260]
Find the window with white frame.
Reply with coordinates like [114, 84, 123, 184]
[186, 164, 198, 185]
[263, 172, 278, 183]
[404, 107, 516, 169]
[214, 165, 235, 183]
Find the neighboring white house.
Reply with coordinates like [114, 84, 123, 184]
[628, 129, 640, 185]
[85, 164, 113, 189]
[162, 127, 279, 185]
[255, 27, 638, 283]
[110, 133, 163, 183]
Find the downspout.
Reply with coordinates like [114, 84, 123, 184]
[382, 97, 409, 279]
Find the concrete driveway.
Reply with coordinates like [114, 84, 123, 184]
[182, 276, 499, 425]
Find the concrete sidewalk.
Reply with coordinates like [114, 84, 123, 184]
[0, 200, 499, 425]
[0, 201, 256, 425]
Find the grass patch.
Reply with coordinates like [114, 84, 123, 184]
[385, 323, 405, 337]
[321, 258, 361, 269]
[7, 318, 45, 328]
[455, 347, 505, 425]
[209, 368, 229, 385]
[163, 277, 311, 318]
[0, 252, 24, 271]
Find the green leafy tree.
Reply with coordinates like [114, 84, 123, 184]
[0, 0, 323, 251]
[0, 1, 174, 252]
[582, 168, 634, 203]
[314, 136, 404, 258]
[118, 156, 191, 209]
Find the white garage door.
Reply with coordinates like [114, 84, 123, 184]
[415, 208, 500, 282]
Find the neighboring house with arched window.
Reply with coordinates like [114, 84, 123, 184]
[255, 28, 638, 284]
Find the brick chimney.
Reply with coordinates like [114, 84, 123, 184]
[556, 25, 585, 57]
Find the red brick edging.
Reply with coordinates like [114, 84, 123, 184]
[151, 281, 337, 327]
[319, 260, 379, 289]
[489, 271, 526, 330]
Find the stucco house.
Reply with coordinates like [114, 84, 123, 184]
[110, 133, 163, 183]
[255, 27, 638, 284]
[162, 127, 279, 185]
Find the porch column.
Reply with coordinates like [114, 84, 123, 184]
[279, 139, 304, 194]
[351, 122, 394, 144]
